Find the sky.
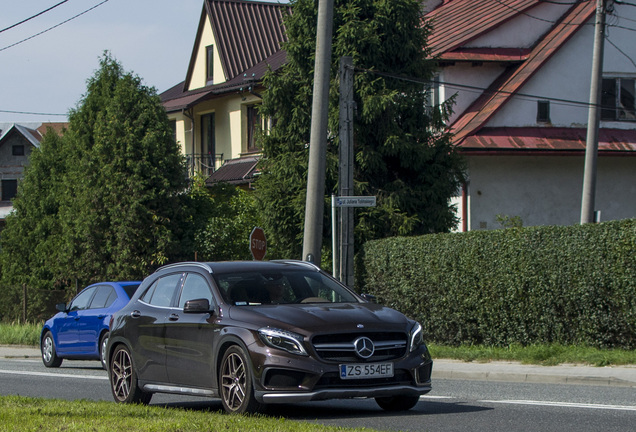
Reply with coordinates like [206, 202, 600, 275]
[0, 0, 204, 124]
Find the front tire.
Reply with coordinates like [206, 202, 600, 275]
[41, 331, 62, 368]
[375, 395, 420, 411]
[99, 332, 109, 370]
[220, 345, 262, 414]
[109, 345, 152, 405]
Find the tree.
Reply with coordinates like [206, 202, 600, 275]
[0, 53, 189, 320]
[192, 181, 262, 261]
[255, 0, 464, 262]
[58, 53, 189, 282]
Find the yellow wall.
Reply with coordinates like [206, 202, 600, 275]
[168, 92, 262, 169]
[188, 14, 225, 90]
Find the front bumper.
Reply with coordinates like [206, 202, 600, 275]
[250, 344, 433, 404]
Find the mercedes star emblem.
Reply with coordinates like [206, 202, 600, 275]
[353, 336, 375, 359]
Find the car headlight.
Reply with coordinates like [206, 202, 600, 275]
[409, 322, 424, 352]
[258, 327, 308, 356]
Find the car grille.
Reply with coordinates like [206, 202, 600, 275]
[312, 332, 407, 362]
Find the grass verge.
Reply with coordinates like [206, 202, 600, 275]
[0, 395, 370, 432]
[428, 343, 636, 367]
[0, 322, 41, 346]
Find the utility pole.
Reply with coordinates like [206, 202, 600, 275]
[303, 0, 334, 264]
[338, 56, 355, 287]
[581, 0, 607, 224]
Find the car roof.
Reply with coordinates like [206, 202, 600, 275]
[155, 260, 321, 275]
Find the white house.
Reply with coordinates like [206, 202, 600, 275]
[426, 0, 636, 230]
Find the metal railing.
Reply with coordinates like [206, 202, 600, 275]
[186, 153, 224, 177]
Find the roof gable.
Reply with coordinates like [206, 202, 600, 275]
[426, 0, 541, 57]
[0, 124, 42, 148]
[184, 0, 287, 92]
[449, 1, 595, 145]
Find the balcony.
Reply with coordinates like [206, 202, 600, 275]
[186, 153, 224, 177]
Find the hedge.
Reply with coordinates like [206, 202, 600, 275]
[359, 219, 635, 349]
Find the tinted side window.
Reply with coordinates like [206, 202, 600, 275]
[69, 287, 97, 311]
[141, 274, 183, 307]
[89, 286, 115, 309]
[123, 284, 141, 299]
[178, 273, 213, 308]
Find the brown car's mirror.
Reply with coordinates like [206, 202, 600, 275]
[183, 298, 211, 313]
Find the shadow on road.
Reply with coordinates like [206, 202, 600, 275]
[154, 398, 492, 419]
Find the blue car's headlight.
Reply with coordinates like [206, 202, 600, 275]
[258, 327, 308, 356]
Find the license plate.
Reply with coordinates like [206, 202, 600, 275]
[340, 363, 394, 380]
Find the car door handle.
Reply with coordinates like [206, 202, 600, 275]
[130, 310, 141, 318]
[97, 314, 106, 319]
[74, 316, 80, 321]
[168, 313, 180, 321]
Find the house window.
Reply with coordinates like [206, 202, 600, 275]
[247, 105, 261, 151]
[200, 113, 215, 174]
[206, 45, 214, 84]
[12, 145, 25, 156]
[537, 100, 550, 123]
[1, 179, 18, 201]
[601, 77, 636, 121]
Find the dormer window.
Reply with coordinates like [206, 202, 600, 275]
[206, 45, 214, 85]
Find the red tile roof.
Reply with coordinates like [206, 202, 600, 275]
[460, 127, 636, 153]
[426, 0, 541, 57]
[439, 48, 531, 63]
[449, 1, 596, 145]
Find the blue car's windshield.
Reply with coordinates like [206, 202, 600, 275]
[214, 270, 359, 306]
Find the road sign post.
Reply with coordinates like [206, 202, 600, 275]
[331, 196, 376, 285]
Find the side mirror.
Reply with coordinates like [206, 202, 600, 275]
[360, 293, 376, 303]
[183, 298, 212, 314]
[55, 303, 67, 313]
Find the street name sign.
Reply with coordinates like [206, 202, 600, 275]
[335, 196, 376, 208]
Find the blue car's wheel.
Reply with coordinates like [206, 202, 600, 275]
[99, 332, 109, 370]
[41, 331, 62, 368]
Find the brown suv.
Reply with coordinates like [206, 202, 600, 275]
[106, 260, 432, 414]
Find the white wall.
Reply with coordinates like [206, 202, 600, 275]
[466, 155, 636, 230]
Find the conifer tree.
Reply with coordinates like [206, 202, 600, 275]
[256, 0, 464, 261]
[0, 53, 189, 319]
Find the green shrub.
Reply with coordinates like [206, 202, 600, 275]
[360, 219, 636, 349]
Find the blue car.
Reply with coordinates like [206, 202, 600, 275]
[41, 281, 141, 369]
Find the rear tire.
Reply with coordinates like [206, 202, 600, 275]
[220, 345, 262, 414]
[41, 331, 62, 368]
[109, 344, 152, 405]
[375, 395, 420, 411]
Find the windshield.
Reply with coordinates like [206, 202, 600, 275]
[214, 269, 359, 306]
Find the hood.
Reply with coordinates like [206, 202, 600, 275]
[228, 302, 412, 335]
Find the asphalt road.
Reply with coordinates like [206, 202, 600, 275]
[1, 356, 635, 432]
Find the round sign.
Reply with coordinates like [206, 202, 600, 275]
[249, 227, 267, 261]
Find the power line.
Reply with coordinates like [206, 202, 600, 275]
[0, 109, 66, 116]
[0, 1, 70, 34]
[605, 35, 636, 68]
[353, 66, 596, 110]
[0, 0, 111, 53]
